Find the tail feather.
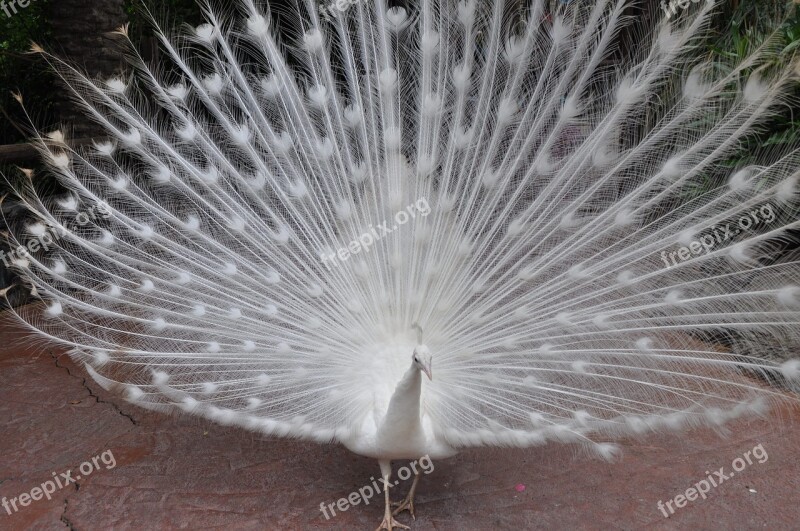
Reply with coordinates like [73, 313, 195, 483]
[3, 0, 799, 453]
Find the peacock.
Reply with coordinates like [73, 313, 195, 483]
[3, 0, 800, 528]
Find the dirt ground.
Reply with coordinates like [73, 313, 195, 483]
[1, 316, 799, 530]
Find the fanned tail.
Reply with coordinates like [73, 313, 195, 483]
[2, 0, 798, 455]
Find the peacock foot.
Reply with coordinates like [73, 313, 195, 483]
[391, 495, 416, 519]
[375, 514, 410, 531]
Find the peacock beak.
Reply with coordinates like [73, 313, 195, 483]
[422, 362, 433, 381]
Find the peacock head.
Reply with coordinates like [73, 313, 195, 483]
[412, 345, 433, 381]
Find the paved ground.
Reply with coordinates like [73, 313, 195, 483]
[1, 313, 799, 531]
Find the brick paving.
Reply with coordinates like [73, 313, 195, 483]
[1, 315, 798, 530]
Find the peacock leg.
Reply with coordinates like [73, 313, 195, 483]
[375, 460, 410, 531]
[391, 468, 420, 519]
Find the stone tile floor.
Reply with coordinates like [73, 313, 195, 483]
[1, 316, 798, 530]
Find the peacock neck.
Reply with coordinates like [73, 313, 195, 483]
[381, 364, 423, 434]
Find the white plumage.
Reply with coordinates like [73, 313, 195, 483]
[4, 0, 800, 528]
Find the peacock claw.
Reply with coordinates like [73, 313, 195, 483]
[391, 497, 416, 519]
[375, 515, 410, 531]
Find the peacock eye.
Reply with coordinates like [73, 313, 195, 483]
[413, 356, 419, 363]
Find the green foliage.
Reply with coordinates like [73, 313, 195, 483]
[710, 0, 800, 164]
[0, 0, 48, 52]
[676, 0, 800, 205]
[0, 0, 53, 145]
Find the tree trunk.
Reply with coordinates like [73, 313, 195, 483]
[45, 0, 128, 137]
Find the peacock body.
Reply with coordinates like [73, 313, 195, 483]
[4, 0, 800, 527]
